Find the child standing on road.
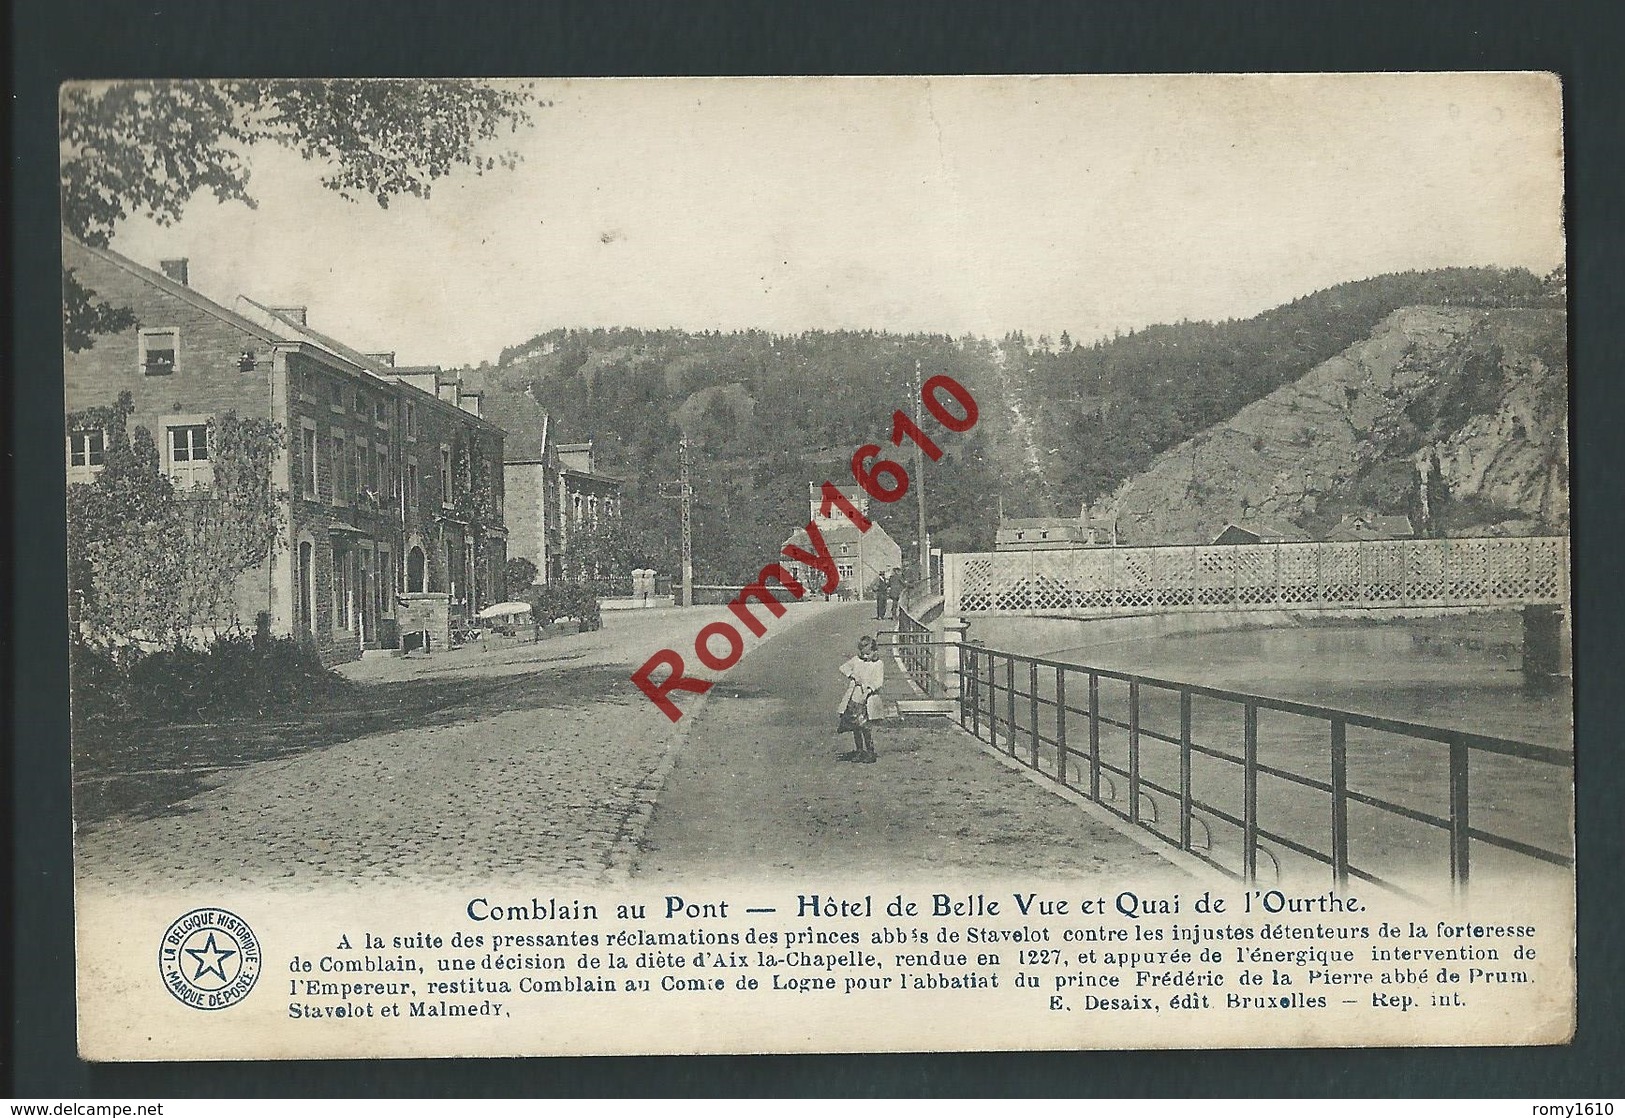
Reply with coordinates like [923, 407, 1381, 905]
[838, 635, 885, 763]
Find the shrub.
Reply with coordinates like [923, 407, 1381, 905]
[505, 556, 538, 593]
[525, 579, 601, 631]
[71, 629, 350, 729]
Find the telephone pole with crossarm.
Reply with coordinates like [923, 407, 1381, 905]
[660, 437, 694, 606]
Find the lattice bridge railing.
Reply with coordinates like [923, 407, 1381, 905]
[944, 537, 1568, 617]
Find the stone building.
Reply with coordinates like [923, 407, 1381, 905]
[62, 235, 506, 663]
[781, 484, 902, 599]
[494, 401, 623, 584]
[994, 516, 1107, 551]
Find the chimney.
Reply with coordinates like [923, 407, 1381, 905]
[366, 352, 396, 368]
[459, 390, 483, 418]
[159, 258, 190, 286]
[270, 306, 308, 326]
[436, 375, 460, 404]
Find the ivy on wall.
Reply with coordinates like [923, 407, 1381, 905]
[67, 395, 287, 646]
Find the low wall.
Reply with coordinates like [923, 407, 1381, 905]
[601, 596, 674, 611]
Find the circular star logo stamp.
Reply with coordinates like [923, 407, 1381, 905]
[158, 907, 262, 1010]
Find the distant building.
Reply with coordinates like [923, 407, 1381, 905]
[63, 235, 507, 664]
[495, 405, 623, 584]
[1210, 519, 1311, 546]
[553, 441, 622, 580]
[1323, 514, 1415, 542]
[995, 516, 1105, 551]
[781, 484, 902, 599]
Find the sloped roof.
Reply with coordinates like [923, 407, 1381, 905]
[481, 388, 551, 461]
[781, 520, 901, 554]
[1212, 518, 1311, 544]
[235, 296, 394, 380]
[63, 233, 289, 345]
[1324, 514, 1415, 541]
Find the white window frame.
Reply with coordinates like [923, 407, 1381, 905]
[300, 419, 319, 500]
[377, 544, 395, 616]
[139, 328, 179, 376]
[354, 441, 367, 509]
[330, 429, 348, 506]
[377, 444, 391, 506]
[164, 418, 212, 489]
[356, 435, 372, 504]
[66, 427, 107, 484]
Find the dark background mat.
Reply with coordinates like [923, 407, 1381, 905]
[10, 0, 1624, 1097]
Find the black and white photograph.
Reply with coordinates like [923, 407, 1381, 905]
[58, 73, 1573, 1059]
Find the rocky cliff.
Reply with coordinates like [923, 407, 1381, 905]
[1086, 307, 1569, 545]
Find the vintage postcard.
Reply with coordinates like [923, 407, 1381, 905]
[62, 73, 1572, 1059]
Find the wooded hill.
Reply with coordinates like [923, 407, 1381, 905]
[470, 266, 1562, 582]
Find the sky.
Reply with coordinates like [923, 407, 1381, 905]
[104, 74, 1565, 368]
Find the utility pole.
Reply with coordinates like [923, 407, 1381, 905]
[914, 358, 930, 583]
[660, 437, 695, 606]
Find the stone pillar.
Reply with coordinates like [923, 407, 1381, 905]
[941, 616, 970, 701]
[1521, 605, 1565, 686]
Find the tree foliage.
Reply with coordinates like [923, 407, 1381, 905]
[480, 267, 1558, 578]
[68, 399, 286, 646]
[59, 78, 535, 349]
[505, 556, 539, 592]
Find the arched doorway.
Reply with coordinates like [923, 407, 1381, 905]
[407, 546, 426, 593]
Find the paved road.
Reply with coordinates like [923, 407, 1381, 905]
[633, 603, 1173, 882]
[75, 601, 1175, 893]
[74, 606, 808, 892]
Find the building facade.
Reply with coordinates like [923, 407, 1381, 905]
[500, 427, 623, 585]
[63, 236, 506, 664]
[781, 484, 903, 599]
[994, 516, 1106, 551]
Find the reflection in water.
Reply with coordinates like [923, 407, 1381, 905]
[1016, 614, 1574, 885]
[1049, 616, 1572, 749]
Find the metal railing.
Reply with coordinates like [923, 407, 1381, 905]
[890, 607, 945, 696]
[931, 639, 1571, 893]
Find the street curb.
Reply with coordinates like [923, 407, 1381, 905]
[884, 628, 1231, 884]
[958, 721, 1235, 887]
[600, 604, 838, 884]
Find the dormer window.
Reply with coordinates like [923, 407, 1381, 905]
[140, 328, 178, 375]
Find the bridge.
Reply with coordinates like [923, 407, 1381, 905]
[943, 535, 1569, 618]
[887, 535, 1573, 894]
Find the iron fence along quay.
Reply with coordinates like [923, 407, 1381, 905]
[891, 607, 1573, 895]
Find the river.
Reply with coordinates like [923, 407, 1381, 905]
[968, 612, 1573, 888]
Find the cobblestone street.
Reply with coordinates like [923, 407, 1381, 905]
[75, 601, 1178, 893]
[73, 606, 776, 892]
